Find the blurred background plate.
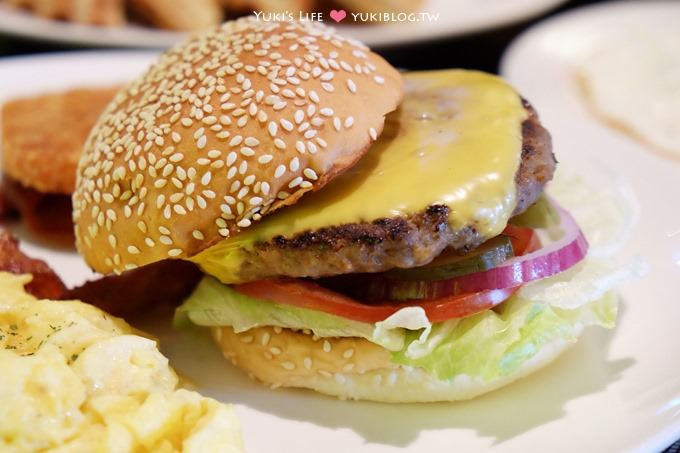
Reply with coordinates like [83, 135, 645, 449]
[0, 0, 568, 49]
[501, 1, 680, 452]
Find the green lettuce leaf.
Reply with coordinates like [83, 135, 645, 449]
[390, 291, 617, 381]
[176, 258, 635, 382]
[175, 277, 430, 351]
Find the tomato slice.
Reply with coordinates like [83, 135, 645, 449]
[503, 224, 541, 255]
[233, 228, 537, 324]
[234, 279, 519, 323]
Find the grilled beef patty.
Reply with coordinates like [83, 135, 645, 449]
[231, 101, 555, 281]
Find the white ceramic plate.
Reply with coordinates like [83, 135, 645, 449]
[0, 45, 677, 452]
[0, 0, 568, 49]
[500, 1, 680, 452]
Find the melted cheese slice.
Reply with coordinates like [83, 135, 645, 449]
[192, 70, 527, 283]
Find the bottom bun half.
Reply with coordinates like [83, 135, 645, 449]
[210, 325, 576, 403]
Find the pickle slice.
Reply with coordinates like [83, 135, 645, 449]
[509, 195, 559, 229]
[385, 235, 514, 282]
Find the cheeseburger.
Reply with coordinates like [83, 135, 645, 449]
[73, 18, 627, 402]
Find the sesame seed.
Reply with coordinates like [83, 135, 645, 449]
[240, 335, 253, 344]
[323, 340, 332, 353]
[229, 135, 243, 146]
[267, 122, 278, 137]
[207, 149, 221, 159]
[258, 154, 273, 164]
[270, 347, 282, 355]
[294, 110, 304, 124]
[192, 230, 205, 240]
[288, 176, 303, 188]
[273, 101, 287, 111]
[201, 172, 212, 185]
[261, 332, 271, 346]
[303, 168, 318, 180]
[197, 135, 207, 149]
[343, 348, 355, 358]
[334, 373, 347, 384]
[282, 361, 296, 370]
[226, 151, 237, 165]
[274, 138, 286, 149]
[240, 146, 255, 156]
[344, 116, 354, 128]
[168, 248, 182, 257]
[303, 357, 313, 370]
[280, 119, 293, 131]
[343, 363, 355, 372]
[289, 157, 300, 171]
[127, 245, 140, 255]
[244, 137, 259, 146]
[237, 219, 252, 228]
[295, 141, 306, 153]
[304, 129, 317, 139]
[333, 117, 341, 131]
[320, 107, 334, 116]
[369, 127, 378, 140]
[374, 75, 385, 85]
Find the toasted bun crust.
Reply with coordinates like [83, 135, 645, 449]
[73, 17, 403, 274]
[211, 325, 574, 403]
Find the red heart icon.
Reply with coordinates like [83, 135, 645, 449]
[329, 9, 347, 23]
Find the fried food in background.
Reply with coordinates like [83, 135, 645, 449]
[0, 271, 243, 452]
[3, 0, 125, 25]
[2, 0, 424, 30]
[2, 86, 118, 194]
[333, 0, 422, 15]
[220, 0, 313, 16]
[129, 0, 222, 31]
[1, 86, 118, 243]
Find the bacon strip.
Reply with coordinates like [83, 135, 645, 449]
[0, 228, 66, 299]
[0, 227, 202, 316]
[64, 260, 202, 318]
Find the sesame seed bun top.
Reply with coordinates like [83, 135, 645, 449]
[73, 17, 403, 274]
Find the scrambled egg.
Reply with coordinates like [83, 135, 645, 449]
[0, 272, 242, 453]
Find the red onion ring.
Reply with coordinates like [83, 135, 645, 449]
[447, 199, 588, 293]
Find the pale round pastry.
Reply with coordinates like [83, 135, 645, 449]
[211, 325, 576, 403]
[73, 17, 403, 274]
